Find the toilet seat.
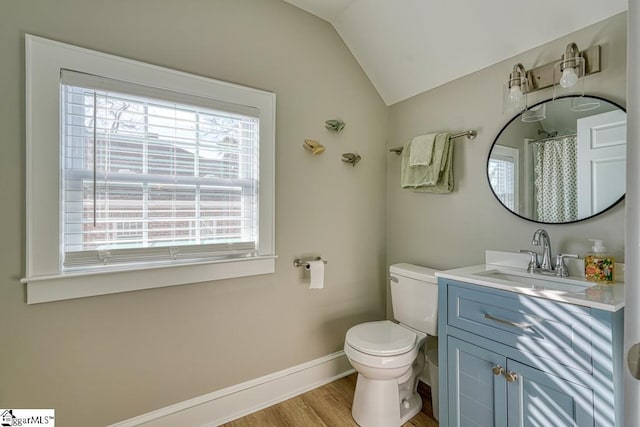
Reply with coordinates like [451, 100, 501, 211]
[346, 320, 416, 356]
[345, 320, 424, 370]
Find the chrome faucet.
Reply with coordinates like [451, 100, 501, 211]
[519, 250, 538, 273]
[531, 229, 553, 271]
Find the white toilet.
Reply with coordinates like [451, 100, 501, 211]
[344, 263, 438, 427]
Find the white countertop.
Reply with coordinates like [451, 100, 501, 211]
[436, 259, 624, 312]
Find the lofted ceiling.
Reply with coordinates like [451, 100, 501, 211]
[283, 0, 628, 105]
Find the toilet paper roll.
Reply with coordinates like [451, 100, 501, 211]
[305, 260, 325, 289]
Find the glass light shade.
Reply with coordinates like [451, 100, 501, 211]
[503, 80, 527, 114]
[553, 56, 585, 99]
[521, 103, 546, 122]
[510, 86, 524, 103]
[570, 97, 600, 111]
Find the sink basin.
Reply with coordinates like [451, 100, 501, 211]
[473, 269, 593, 294]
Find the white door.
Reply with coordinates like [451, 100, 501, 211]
[626, 1, 640, 426]
[576, 110, 626, 217]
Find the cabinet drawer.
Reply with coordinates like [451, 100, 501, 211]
[447, 284, 593, 372]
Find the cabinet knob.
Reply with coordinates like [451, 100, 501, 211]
[492, 365, 504, 376]
[504, 371, 518, 382]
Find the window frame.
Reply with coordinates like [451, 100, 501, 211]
[23, 35, 276, 304]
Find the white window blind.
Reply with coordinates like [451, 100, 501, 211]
[488, 145, 519, 211]
[60, 70, 260, 270]
[489, 157, 515, 209]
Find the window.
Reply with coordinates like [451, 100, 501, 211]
[60, 71, 260, 268]
[24, 35, 275, 303]
[488, 145, 519, 211]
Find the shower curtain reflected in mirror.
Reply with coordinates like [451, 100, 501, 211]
[533, 135, 578, 223]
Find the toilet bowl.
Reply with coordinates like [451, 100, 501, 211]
[345, 320, 427, 426]
[344, 264, 439, 427]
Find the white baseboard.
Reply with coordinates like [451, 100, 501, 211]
[108, 351, 354, 427]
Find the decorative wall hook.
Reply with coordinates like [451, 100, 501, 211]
[303, 139, 325, 155]
[341, 153, 361, 166]
[325, 119, 346, 132]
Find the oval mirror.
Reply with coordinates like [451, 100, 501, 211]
[487, 95, 626, 224]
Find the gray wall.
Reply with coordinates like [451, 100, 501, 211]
[386, 12, 627, 314]
[0, 1, 387, 425]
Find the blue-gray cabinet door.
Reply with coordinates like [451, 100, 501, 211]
[506, 359, 595, 427]
[448, 336, 508, 427]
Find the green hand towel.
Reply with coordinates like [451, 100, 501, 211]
[401, 132, 453, 193]
[409, 133, 437, 166]
[413, 141, 454, 193]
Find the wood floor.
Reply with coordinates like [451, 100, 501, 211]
[222, 374, 439, 426]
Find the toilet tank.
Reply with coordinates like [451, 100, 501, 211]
[389, 263, 439, 335]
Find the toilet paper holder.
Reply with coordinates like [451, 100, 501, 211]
[293, 257, 328, 268]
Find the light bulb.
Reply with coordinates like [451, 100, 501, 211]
[560, 67, 579, 88]
[509, 85, 524, 108]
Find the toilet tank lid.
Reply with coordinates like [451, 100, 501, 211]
[389, 263, 439, 283]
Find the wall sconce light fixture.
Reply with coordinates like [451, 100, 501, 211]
[503, 42, 601, 115]
[556, 43, 583, 89]
[553, 42, 600, 111]
[504, 63, 528, 114]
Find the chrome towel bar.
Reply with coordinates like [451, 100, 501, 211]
[389, 130, 477, 155]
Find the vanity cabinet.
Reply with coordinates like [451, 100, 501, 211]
[438, 279, 624, 427]
[448, 336, 594, 427]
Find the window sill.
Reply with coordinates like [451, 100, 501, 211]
[21, 255, 277, 304]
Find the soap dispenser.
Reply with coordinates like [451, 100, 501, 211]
[584, 239, 615, 283]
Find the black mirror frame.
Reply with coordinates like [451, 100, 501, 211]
[487, 94, 626, 225]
